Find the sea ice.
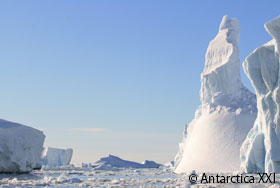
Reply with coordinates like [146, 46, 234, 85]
[174, 15, 257, 173]
[0, 167, 278, 187]
[0, 119, 45, 172]
[240, 16, 280, 173]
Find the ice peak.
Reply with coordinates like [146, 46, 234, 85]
[219, 15, 240, 32]
[107, 154, 120, 159]
[200, 16, 245, 106]
[265, 16, 280, 50]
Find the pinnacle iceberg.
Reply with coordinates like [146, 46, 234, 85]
[240, 16, 280, 173]
[200, 15, 255, 110]
[174, 16, 257, 173]
[201, 15, 241, 104]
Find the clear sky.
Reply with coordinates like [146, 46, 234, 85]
[0, 0, 279, 164]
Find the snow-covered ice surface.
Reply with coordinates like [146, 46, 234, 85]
[240, 16, 280, 173]
[174, 15, 257, 173]
[0, 167, 279, 188]
[40, 147, 73, 168]
[0, 119, 45, 173]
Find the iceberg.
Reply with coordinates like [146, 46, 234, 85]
[240, 16, 280, 173]
[40, 147, 73, 167]
[142, 160, 162, 168]
[0, 119, 45, 173]
[91, 155, 162, 170]
[174, 16, 257, 173]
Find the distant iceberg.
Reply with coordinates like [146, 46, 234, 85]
[0, 119, 45, 173]
[87, 155, 161, 170]
[174, 16, 257, 173]
[240, 16, 280, 173]
[40, 147, 73, 168]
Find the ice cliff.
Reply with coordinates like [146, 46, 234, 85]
[174, 15, 257, 173]
[0, 119, 45, 173]
[40, 147, 73, 167]
[240, 16, 280, 173]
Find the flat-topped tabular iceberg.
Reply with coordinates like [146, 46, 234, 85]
[240, 16, 280, 173]
[90, 155, 161, 170]
[40, 147, 73, 167]
[0, 119, 45, 173]
[174, 16, 257, 173]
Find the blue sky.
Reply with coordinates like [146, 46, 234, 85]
[0, 1, 279, 164]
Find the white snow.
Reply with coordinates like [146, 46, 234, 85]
[0, 119, 45, 173]
[174, 15, 257, 173]
[90, 155, 161, 170]
[240, 16, 280, 173]
[40, 147, 73, 167]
